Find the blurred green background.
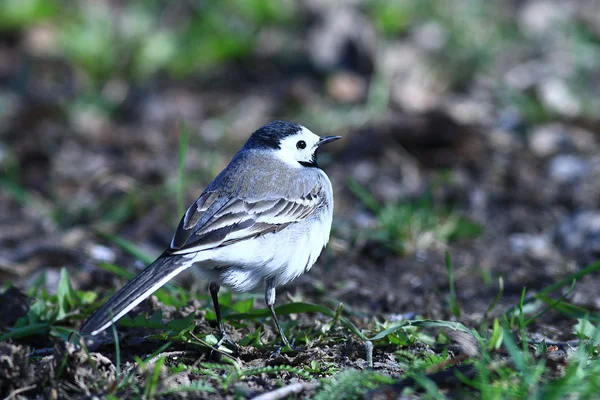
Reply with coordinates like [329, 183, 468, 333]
[2, 0, 600, 306]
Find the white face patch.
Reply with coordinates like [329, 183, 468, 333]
[275, 126, 321, 168]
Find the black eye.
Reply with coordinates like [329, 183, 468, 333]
[296, 140, 306, 149]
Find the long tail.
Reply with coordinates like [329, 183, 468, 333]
[79, 254, 191, 336]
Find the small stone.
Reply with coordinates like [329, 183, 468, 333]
[308, 7, 376, 74]
[0, 91, 22, 125]
[538, 79, 581, 117]
[444, 95, 493, 125]
[23, 23, 59, 56]
[548, 155, 588, 184]
[101, 79, 129, 105]
[63, 228, 87, 248]
[382, 43, 443, 112]
[489, 128, 521, 152]
[571, 127, 598, 154]
[326, 71, 367, 103]
[70, 103, 112, 141]
[142, 89, 203, 128]
[509, 234, 552, 259]
[504, 61, 543, 91]
[412, 21, 446, 51]
[519, 1, 571, 37]
[556, 212, 600, 262]
[88, 245, 116, 263]
[528, 124, 569, 157]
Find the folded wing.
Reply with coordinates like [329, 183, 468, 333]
[169, 184, 323, 255]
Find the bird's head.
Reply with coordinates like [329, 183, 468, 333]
[244, 120, 341, 168]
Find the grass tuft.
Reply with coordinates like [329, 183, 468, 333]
[348, 179, 482, 255]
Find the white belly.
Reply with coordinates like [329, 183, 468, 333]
[188, 206, 332, 292]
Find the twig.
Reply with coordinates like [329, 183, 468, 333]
[3, 384, 36, 400]
[252, 382, 319, 400]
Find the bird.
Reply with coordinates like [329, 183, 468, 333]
[79, 120, 340, 348]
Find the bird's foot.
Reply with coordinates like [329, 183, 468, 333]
[269, 338, 298, 358]
[208, 331, 239, 359]
[216, 331, 239, 351]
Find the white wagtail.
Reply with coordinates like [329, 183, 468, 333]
[79, 120, 340, 347]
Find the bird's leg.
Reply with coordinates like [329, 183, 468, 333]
[265, 277, 292, 349]
[209, 282, 236, 348]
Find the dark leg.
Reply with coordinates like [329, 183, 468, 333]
[209, 282, 236, 348]
[265, 277, 291, 348]
[209, 282, 225, 336]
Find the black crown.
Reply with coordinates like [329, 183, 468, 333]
[244, 120, 302, 150]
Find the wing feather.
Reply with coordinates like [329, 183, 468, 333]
[169, 182, 324, 255]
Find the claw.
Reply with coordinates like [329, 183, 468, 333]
[269, 345, 282, 359]
[286, 337, 297, 351]
[209, 330, 239, 358]
[269, 338, 299, 358]
[215, 331, 238, 350]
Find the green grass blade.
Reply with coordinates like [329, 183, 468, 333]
[95, 230, 156, 264]
[346, 177, 381, 213]
[485, 277, 504, 317]
[537, 261, 600, 296]
[145, 356, 165, 399]
[111, 312, 121, 379]
[56, 267, 75, 320]
[536, 294, 600, 323]
[0, 177, 29, 204]
[50, 327, 76, 342]
[501, 260, 600, 321]
[0, 323, 50, 341]
[502, 328, 526, 372]
[518, 287, 526, 331]
[446, 251, 461, 317]
[488, 318, 504, 350]
[97, 263, 135, 279]
[524, 280, 576, 326]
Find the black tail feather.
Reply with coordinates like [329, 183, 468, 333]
[79, 255, 189, 336]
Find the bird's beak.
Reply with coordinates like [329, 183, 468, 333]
[317, 136, 342, 147]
